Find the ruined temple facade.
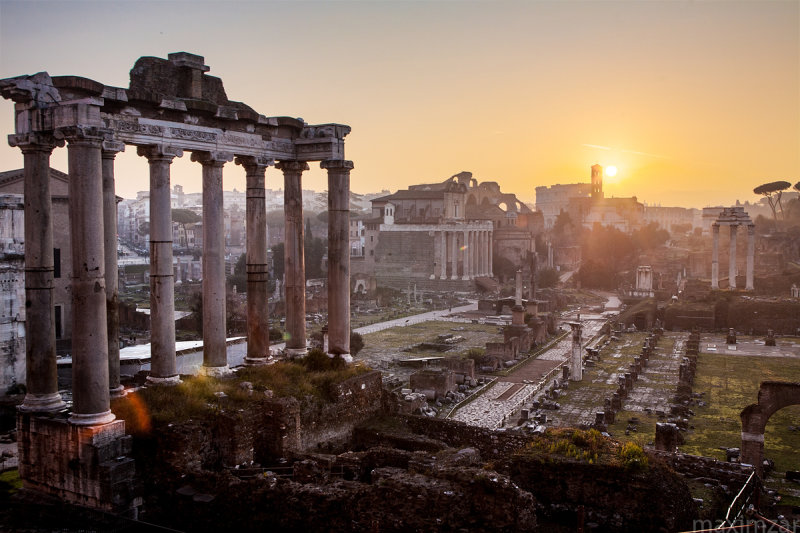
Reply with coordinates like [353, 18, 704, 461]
[351, 171, 541, 291]
[1, 52, 353, 513]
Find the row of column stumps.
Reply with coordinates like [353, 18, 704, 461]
[711, 223, 755, 291]
[11, 123, 354, 422]
[435, 228, 493, 280]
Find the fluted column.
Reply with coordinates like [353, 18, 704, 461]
[278, 161, 309, 356]
[450, 230, 458, 280]
[236, 156, 273, 365]
[103, 141, 126, 396]
[746, 225, 755, 291]
[140, 145, 183, 382]
[570, 322, 583, 382]
[10, 133, 66, 412]
[711, 223, 720, 290]
[322, 160, 354, 359]
[472, 231, 479, 277]
[64, 126, 114, 425]
[192, 151, 233, 375]
[729, 225, 737, 290]
[439, 230, 447, 279]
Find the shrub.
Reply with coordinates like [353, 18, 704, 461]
[618, 441, 649, 471]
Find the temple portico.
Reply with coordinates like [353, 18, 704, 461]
[1, 52, 353, 513]
[710, 207, 754, 291]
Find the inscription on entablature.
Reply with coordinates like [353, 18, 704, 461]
[221, 132, 263, 148]
[169, 127, 217, 142]
[297, 143, 332, 154]
[111, 120, 164, 136]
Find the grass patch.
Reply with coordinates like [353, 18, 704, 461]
[680, 352, 800, 471]
[112, 360, 371, 436]
[517, 428, 625, 466]
[0, 469, 21, 498]
[359, 321, 504, 359]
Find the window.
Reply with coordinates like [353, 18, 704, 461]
[370, 236, 374, 242]
[369, 250, 374, 256]
[54, 248, 61, 278]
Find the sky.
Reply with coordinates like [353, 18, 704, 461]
[0, 0, 797, 208]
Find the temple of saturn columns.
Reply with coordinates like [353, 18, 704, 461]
[0, 52, 352, 512]
[710, 207, 754, 291]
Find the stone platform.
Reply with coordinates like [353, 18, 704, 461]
[17, 411, 140, 516]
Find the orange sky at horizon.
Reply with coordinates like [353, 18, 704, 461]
[0, 1, 797, 209]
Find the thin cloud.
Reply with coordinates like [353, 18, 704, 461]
[582, 143, 611, 150]
[621, 149, 669, 159]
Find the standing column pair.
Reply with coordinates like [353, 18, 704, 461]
[63, 126, 115, 425]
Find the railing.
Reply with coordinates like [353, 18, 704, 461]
[723, 470, 759, 527]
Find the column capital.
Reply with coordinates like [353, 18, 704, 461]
[56, 125, 109, 144]
[102, 140, 126, 159]
[235, 155, 274, 174]
[8, 132, 64, 152]
[747, 224, 755, 234]
[320, 159, 354, 171]
[191, 150, 233, 166]
[137, 144, 183, 162]
[276, 160, 309, 173]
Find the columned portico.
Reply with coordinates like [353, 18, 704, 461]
[237, 156, 273, 365]
[192, 150, 234, 376]
[278, 161, 309, 356]
[140, 145, 183, 383]
[102, 141, 126, 396]
[64, 126, 115, 426]
[11, 133, 66, 412]
[322, 159, 354, 359]
[710, 208, 755, 291]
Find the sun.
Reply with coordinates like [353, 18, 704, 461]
[605, 165, 618, 177]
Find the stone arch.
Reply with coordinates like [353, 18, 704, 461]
[467, 194, 477, 205]
[740, 381, 800, 474]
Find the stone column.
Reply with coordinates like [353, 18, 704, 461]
[192, 151, 234, 375]
[729, 224, 737, 290]
[102, 141, 126, 396]
[462, 230, 470, 280]
[10, 134, 66, 412]
[64, 126, 114, 425]
[711, 223, 720, 290]
[439, 230, 447, 279]
[471, 231, 478, 278]
[322, 160, 354, 360]
[140, 145, 183, 383]
[450, 230, 458, 280]
[277, 161, 309, 356]
[237, 156, 273, 365]
[569, 322, 583, 382]
[746, 224, 755, 291]
[488, 231, 494, 277]
[481, 231, 488, 276]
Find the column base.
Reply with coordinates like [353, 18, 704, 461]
[69, 409, 116, 426]
[244, 356, 270, 366]
[450, 276, 459, 281]
[201, 365, 233, 378]
[746, 284, 754, 291]
[19, 392, 67, 413]
[109, 385, 128, 398]
[429, 274, 436, 280]
[146, 375, 182, 386]
[462, 276, 470, 281]
[328, 352, 353, 364]
[285, 347, 308, 358]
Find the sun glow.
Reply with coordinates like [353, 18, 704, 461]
[605, 166, 618, 177]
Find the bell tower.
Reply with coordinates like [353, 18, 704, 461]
[591, 164, 604, 200]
